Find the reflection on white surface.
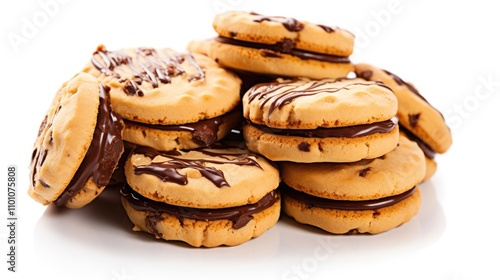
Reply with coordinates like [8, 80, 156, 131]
[33, 180, 444, 279]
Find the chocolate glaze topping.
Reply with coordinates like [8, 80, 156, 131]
[54, 85, 124, 206]
[250, 117, 397, 138]
[132, 146, 262, 188]
[247, 78, 393, 117]
[121, 184, 279, 229]
[281, 184, 416, 211]
[91, 45, 205, 96]
[215, 37, 350, 63]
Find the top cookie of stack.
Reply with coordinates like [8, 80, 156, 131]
[188, 10, 355, 79]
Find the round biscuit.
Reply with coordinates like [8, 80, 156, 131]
[213, 11, 355, 56]
[280, 136, 425, 200]
[243, 122, 399, 163]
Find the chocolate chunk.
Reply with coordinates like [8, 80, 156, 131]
[298, 142, 311, 152]
[408, 113, 420, 127]
[357, 70, 373, 80]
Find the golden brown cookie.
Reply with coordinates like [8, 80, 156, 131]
[188, 11, 355, 79]
[121, 144, 280, 247]
[242, 77, 399, 163]
[83, 45, 242, 151]
[280, 136, 425, 234]
[29, 73, 124, 208]
[354, 63, 452, 154]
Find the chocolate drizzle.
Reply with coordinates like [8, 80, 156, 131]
[91, 45, 205, 96]
[215, 37, 350, 63]
[121, 184, 279, 229]
[250, 12, 305, 32]
[247, 79, 392, 117]
[250, 117, 397, 138]
[54, 84, 124, 206]
[132, 146, 262, 188]
[282, 184, 416, 211]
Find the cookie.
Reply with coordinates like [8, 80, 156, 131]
[241, 77, 399, 163]
[82, 45, 242, 151]
[280, 136, 425, 234]
[121, 144, 280, 247]
[188, 11, 355, 79]
[29, 73, 124, 208]
[354, 63, 452, 154]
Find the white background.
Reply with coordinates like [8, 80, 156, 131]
[1, 1, 499, 279]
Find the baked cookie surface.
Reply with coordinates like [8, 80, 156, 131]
[29, 73, 124, 208]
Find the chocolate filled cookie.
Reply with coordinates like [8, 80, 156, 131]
[29, 73, 124, 208]
[121, 144, 280, 247]
[188, 11, 354, 79]
[83, 45, 242, 151]
[242, 77, 399, 163]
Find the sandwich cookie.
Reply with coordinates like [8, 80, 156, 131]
[121, 145, 280, 247]
[29, 73, 124, 208]
[188, 11, 354, 79]
[354, 63, 452, 179]
[83, 45, 242, 152]
[280, 136, 425, 234]
[242, 77, 399, 163]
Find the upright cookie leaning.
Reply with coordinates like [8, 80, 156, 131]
[82, 45, 242, 152]
[188, 11, 355, 79]
[242, 77, 399, 163]
[354, 63, 452, 179]
[29, 73, 124, 208]
[121, 144, 281, 247]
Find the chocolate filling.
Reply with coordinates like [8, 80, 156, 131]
[215, 36, 350, 64]
[281, 184, 416, 211]
[250, 117, 397, 138]
[124, 110, 241, 146]
[54, 85, 124, 206]
[121, 184, 279, 229]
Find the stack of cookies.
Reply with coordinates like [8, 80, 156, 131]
[28, 10, 452, 246]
